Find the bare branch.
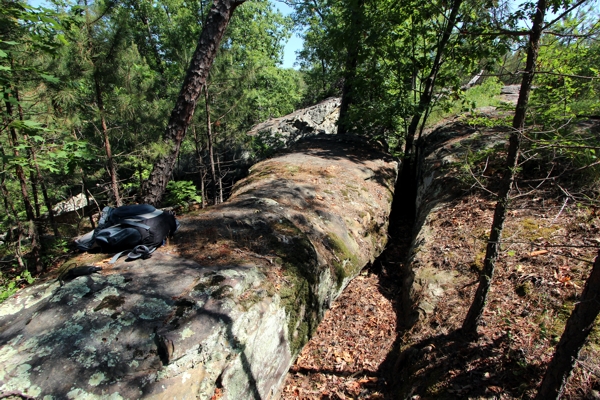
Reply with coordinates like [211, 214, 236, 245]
[542, 0, 589, 30]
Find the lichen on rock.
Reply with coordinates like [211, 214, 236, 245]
[0, 134, 396, 399]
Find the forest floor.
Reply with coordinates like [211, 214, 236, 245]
[281, 113, 600, 399]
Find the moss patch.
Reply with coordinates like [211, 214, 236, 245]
[267, 218, 321, 355]
[326, 233, 360, 288]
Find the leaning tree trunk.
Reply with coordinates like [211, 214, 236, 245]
[389, 0, 463, 226]
[4, 93, 43, 272]
[534, 250, 600, 399]
[142, 0, 246, 206]
[461, 0, 546, 335]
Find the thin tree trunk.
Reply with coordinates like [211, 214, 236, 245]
[4, 95, 42, 272]
[94, 75, 122, 206]
[535, 250, 600, 399]
[17, 97, 40, 219]
[0, 145, 26, 269]
[29, 170, 40, 218]
[217, 153, 223, 204]
[204, 84, 218, 205]
[16, 88, 59, 235]
[388, 0, 463, 227]
[337, 0, 363, 135]
[192, 125, 207, 208]
[461, 0, 547, 335]
[403, 0, 463, 157]
[5, 102, 35, 222]
[74, 129, 95, 230]
[200, 168, 207, 208]
[142, 0, 246, 206]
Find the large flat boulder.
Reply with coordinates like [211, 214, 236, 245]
[0, 135, 397, 399]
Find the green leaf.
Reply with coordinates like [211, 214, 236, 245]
[23, 120, 42, 128]
[56, 34, 68, 45]
[39, 73, 60, 84]
[0, 50, 7, 58]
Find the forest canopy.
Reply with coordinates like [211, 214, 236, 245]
[1, 0, 599, 283]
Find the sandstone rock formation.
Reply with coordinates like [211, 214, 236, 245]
[247, 97, 341, 152]
[0, 135, 396, 399]
[400, 120, 508, 325]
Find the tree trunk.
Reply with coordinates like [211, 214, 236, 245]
[142, 0, 246, 206]
[94, 75, 122, 207]
[192, 125, 207, 208]
[5, 102, 35, 222]
[204, 84, 219, 205]
[337, 0, 363, 135]
[14, 89, 41, 219]
[461, 0, 546, 335]
[74, 129, 95, 230]
[16, 88, 59, 236]
[0, 144, 26, 269]
[534, 250, 600, 400]
[4, 94, 43, 272]
[217, 153, 223, 204]
[388, 0, 463, 226]
[403, 0, 463, 157]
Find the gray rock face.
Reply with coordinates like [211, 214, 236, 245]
[0, 136, 397, 400]
[247, 97, 341, 152]
[400, 121, 507, 325]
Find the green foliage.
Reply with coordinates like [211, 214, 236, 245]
[165, 180, 202, 207]
[294, 0, 510, 147]
[428, 77, 505, 128]
[0, 270, 34, 304]
[531, 10, 600, 125]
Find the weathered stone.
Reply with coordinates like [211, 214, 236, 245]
[0, 135, 397, 399]
[401, 121, 508, 325]
[247, 97, 341, 152]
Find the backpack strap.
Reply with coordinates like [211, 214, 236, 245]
[109, 250, 129, 264]
[109, 244, 157, 264]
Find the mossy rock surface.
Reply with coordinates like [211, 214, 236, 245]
[0, 135, 397, 400]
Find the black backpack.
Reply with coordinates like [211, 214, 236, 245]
[76, 204, 179, 261]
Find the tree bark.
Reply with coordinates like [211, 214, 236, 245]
[142, 0, 246, 206]
[217, 152, 223, 204]
[204, 84, 219, 205]
[534, 250, 600, 400]
[16, 88, 59, 236]
[0, 144, 26, 269]
[389, 0, 463, 226]
[337, 0, 363, 135]
[94, 75, 122, 207]
[4, 93, 42, 272]
[461, 0, 547, 335]
[192, 125, 207, 208]
[4, 100, 35, 222]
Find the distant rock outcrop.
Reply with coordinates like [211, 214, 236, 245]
[0, 134, 397, 399]
[247, 97, 341, 152]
